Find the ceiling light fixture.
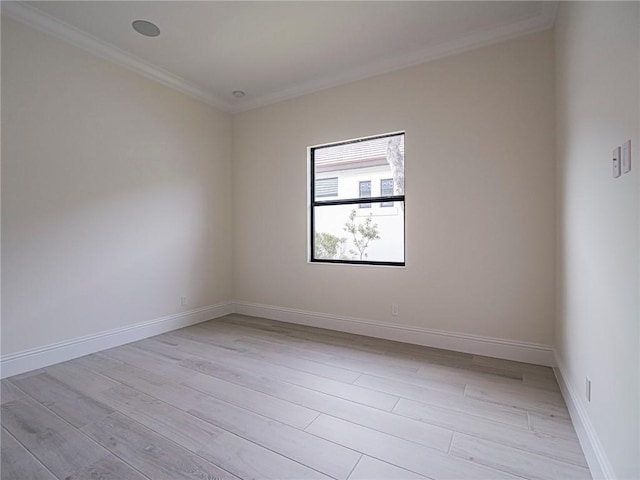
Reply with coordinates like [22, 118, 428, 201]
[232, 90, 245, 98]
[132, 20, 160, 37]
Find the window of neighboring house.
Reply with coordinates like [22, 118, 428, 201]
[358, 180, 372, 208]
[310, 131, 405, 266]
[380, 178, 394, 207]
[316, 177, 338, 198]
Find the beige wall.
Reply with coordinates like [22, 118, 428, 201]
[1, 17, 233, 355]
[233, 31, 556, 346]
[555, 3, 640, 479]
[4, 7, 639, 475]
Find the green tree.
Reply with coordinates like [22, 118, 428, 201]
[386, 135, 405, 211]
[314, 232, 347, 260]
[344, 209, 380, 260]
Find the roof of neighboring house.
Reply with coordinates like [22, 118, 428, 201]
[314, 134, 404, 169]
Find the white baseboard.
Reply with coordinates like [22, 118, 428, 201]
[0, 302, 233, 379]
[233, 301, 555, 366]
[0, 299, 555, 379]
[2, 297, 613, 478]
[554, 355, 616, 480]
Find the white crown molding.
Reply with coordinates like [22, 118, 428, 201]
[3, 1, 558, 114]
[233, 2, 560, 113]
[0, 1, 234, 112]
[233, 301, 555, 366]
[554, 355, 616, 479]
[0, 302, 233, 379]
[541, 1, 560, 30]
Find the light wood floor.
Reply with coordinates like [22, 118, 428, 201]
[1, 314, 590, 480]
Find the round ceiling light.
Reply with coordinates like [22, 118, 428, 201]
[232, 90, 245, 98]
[132, 20, 160, 37]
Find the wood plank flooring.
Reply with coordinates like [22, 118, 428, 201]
[1, 314, 591, 480]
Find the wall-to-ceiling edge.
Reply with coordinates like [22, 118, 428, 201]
[0, 1, 558, 113]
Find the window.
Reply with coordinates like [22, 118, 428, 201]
[316, 177, 338, 198]
[310, 132, 405, 266]
[358, 180, 371, 208]
[380, 178, 394, 207]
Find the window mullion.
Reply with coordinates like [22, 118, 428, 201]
[313, 196, 404, 207]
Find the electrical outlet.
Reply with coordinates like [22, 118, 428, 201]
[622, 140, 631, 174]
[181, 296, 188, 307]
[585, 377, 592, 402]
[391, 303, 399, 316]
[613, 146, 621, 178]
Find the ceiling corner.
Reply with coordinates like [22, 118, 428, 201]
[1, 1, 234, 112]
[541, 1, 560, 29]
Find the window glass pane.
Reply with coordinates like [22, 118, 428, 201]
[314, 133, 404, 203]
[313, 203, 404, 263]
[359, 180, 371, 208]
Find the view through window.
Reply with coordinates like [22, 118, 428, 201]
[310, 132, 405, 265]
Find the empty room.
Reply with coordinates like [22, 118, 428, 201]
[1, 1, 638, 479]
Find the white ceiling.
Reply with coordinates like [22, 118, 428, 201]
[2, 1, 557, 112]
